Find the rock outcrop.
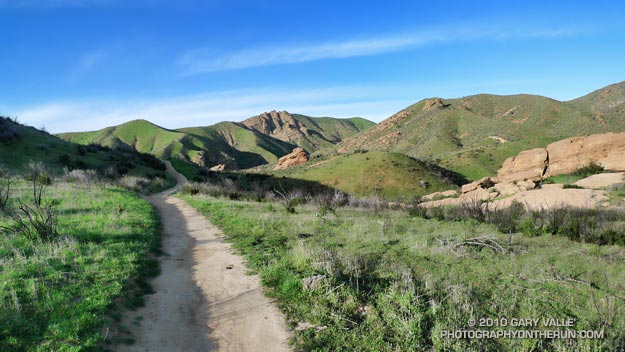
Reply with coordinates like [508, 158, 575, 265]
[544, 132, 625, 177]
[274, 147, 308, 170]
[210, 164, 226, 172]
[496, 132, 625, 183]
[497, 148, 547, 183]
[243, 110, 310, 143]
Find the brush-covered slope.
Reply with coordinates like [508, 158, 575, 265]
[273, 151, 466, 199]
[242, 110, 375, 152]
[59, 119, 296, 170]
[339, 83, 625, 180]
[567, 81, 625, 115]
[0, 117, 170, 179]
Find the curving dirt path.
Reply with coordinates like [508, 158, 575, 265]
[117, 162, 291, 352]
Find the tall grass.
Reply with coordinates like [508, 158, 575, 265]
[0, 179, 160, 350]
[182, 194, 625, 351]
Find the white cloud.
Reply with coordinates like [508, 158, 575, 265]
[177, 25, 582, 74]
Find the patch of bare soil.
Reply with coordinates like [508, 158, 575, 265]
[117, 162, 291, 352]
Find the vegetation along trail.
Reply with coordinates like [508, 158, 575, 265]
[118, 161, 291, 351]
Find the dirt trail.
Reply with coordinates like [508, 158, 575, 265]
[117, 161, 291, 352]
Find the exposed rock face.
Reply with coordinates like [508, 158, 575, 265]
[545, 132, 625, 177]
[243, 111, 307, 139]
[496, 132, 625, 183]
[210, 164, 226, 171]
[461, 177, 497, 194]
[497, 148, 548, 183]
[423, 97, 449, 111]
[191, 151, 209, 167]
[274, 147, 308, 170]
[422, 189, 458, 201]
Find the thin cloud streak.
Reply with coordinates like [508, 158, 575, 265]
[178, 25, 583, 75]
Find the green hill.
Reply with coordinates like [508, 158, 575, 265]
[58, 113, 375, 177]
[0, 117, 172, 186]
[272, 151, 465, 199]
[59, 119, 295, 170]
[338, 82, 625, 180]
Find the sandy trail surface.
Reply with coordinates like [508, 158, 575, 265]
[117, 162, 291, 352]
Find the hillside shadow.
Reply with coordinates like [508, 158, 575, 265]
[198, 170, 341, 196]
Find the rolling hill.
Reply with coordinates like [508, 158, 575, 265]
[0, 116, 172, 185]
[337, 82, 625, 180]
[58, 113, 374, 176]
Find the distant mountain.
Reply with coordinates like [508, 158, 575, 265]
[338, 82, 625, 180]
[57, 113, 375, 174]
[242, 110, 375, 152]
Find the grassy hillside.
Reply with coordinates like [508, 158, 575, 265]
[273, 151, 465, 199]
[0, 117, 173, 190]
[338, 82, 625, 180]
[181, 195, 625, 351]
[1, 180, 160, 350]
[58, 113, 373, 173]
[567, 81, 625, 114]
[59, 119, 295, 170]
[178, 121, 296, 165]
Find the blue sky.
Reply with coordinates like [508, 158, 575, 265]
[1, 0, 625, 133]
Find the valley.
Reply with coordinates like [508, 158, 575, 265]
[2, 81, 625, 351]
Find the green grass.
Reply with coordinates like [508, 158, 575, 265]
[0, 117, 175, 193]
[181, 195, 625, 351]
[273, 151, 464, 200]
[58, 113, 373, 172]
[0, 181, 161, 351]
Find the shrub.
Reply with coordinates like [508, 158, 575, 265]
[486, 201, 524, 233]
[8, 201, 58, 241]
[118, 176, 150, 192]
[563, 184, 583, 189]
[573, 162, 604, 177]
[65, 169, 99, 184]
[3, 170, 58, 242]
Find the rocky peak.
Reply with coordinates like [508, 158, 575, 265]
[423, 98, 449, 111]
[243, 110, 312, 146]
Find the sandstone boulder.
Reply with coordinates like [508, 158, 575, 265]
[497, 148, 548, 183]
[461, 177, 496, 194]
[210, 164, 226, 171]
[422, 189, 458, 201]
[274, 147, 308, 170]
[545, 132, 625, 177]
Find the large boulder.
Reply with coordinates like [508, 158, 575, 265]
[545, 132, 625, 177]
[274, 147, 309, 170]
[495, 132, 625, 183]
[497, 148, 548, 183]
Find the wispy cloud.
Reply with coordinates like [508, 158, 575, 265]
[177, 25, 583, 75]
[69, 49, 108, 79]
